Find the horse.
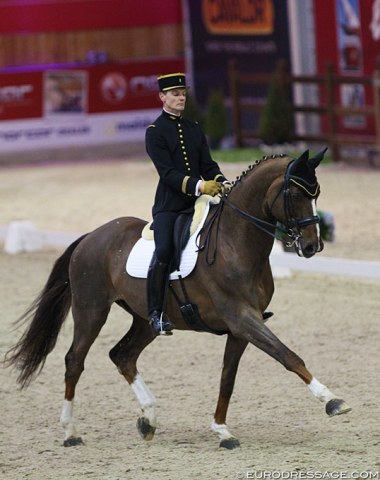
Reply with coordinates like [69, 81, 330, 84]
[5, 149, 351, 449]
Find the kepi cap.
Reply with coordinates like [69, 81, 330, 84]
[157, 72, 187, 92]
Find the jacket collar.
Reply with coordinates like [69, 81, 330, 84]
[162, 109, 182, 121]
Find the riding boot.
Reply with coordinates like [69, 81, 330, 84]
[147, 254, 174, 335]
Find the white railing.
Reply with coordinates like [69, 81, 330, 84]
[1, 222, 380, 279]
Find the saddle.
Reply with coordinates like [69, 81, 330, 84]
[127, 195, 219, 280]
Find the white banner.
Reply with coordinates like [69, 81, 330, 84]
[0, 109, 160, 152]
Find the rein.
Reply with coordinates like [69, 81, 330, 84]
[197, 155, 321, 264]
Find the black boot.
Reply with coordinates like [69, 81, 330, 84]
[147, 254, 174, 335]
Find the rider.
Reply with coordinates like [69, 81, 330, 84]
[145, 72, 230, 336]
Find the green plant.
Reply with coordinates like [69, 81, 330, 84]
[258, 67, 294, 145]
[184, 93, 204, 126]
[204, 89, 229, 149]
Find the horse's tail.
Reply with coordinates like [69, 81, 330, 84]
[4, 234, 88, 389]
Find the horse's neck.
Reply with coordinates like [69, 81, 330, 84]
[221, 199, 274, 258]
[219, 162, 283, 263]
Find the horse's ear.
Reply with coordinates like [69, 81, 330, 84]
[298, 150, 309, 162]
[308, 147, 328, 169]
[288, 150, 309, 173]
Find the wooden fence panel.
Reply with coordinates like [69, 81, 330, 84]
[229, 59, 380, 163]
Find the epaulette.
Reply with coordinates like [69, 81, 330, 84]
[147, 124, 156, 128]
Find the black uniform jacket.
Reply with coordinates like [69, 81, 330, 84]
[146, 110, 227, 216]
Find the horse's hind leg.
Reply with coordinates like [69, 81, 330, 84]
[60, 304, 111, 446]
[109, 314, 157, 441]
[233, 317, 351, 417]
[212, 334, 248, 449]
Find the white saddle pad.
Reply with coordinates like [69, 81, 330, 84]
[126, 197, 217, 280]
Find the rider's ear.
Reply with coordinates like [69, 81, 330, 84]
[309, 147, 328, 169]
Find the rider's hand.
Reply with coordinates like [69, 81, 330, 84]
[221, 181, 233, 194]
[201, 180, 221, 196]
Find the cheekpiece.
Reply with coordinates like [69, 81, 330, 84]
[157, 72, 187, 92]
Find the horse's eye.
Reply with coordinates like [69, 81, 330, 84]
[292, 191, 303, 201]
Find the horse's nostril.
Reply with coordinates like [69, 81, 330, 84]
[303, 244, 316, 257]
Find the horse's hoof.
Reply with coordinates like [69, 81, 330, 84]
[219, 437, 240, 450]
[326, 398, 352, 417]
[137, 417, 156, 441]
[63, 436, 85, 447]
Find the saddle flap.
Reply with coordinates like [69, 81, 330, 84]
[172, 212, 193, 272]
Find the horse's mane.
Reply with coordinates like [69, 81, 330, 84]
[224, 153, 290, 197]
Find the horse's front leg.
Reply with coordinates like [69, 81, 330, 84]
[231, 315, 351, 417]
[212, 334, 248, 449]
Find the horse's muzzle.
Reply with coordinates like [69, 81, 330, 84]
[298, 237, 324, 258]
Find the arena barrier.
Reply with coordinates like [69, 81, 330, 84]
[1, 221, 380, 279]
[1, 221, 79, 254]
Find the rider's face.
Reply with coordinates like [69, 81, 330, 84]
[159, 88, 187, 115]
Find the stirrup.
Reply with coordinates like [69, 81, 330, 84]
[263, 311, 274, 322]
[150, 312, 174, 336]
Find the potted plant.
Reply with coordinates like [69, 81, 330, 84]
[204, 89, 229, 149]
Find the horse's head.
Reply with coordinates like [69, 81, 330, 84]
[267, 149, 326, 258]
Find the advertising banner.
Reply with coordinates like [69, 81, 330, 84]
[0, 58, 184, 152]
[314, 0, 380, 135]
[0, 110, 161, 152]
[87, 61, 174, 113]
[183, 0, 291, 106]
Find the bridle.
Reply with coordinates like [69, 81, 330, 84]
[271, 159, 321, 247]
[197, 157, 322, 264]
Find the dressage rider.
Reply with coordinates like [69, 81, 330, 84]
[145, 72, 230, 336]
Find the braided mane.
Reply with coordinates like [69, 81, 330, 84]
[223, 153, 288, 198]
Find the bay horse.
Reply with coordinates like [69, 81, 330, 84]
[5, 150, 351, 449]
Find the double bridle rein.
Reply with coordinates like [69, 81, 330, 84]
[197, 156, 321, 264]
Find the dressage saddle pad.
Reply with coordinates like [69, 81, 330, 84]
[126, 195, 218, 280]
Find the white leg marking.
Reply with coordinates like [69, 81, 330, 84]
[60, 399, 79, 440]
[131, 374, 157, 426]
[211, 420, 236, 441]
[308, 377, 336, 403]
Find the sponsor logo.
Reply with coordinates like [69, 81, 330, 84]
[100, 73, 158, 104]
[100, 72, 128, 104]
[202, 0, 274, 35]
[129, 75, 157, 95]
[0, 84, 33, 102]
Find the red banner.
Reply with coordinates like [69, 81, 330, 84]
[0, 72, 42, 120]
[87, 60, 185, 113]
[0, 58, 185, 121]
[0, 0, 182, 34]
[314, 0, 380, 76]
[313, 0, 379, 135]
